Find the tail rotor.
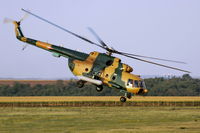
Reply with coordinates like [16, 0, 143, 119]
[4, 12, 29, 51]
[4, 12, 29, 24]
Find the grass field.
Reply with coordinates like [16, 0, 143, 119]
[0, 96, 199, 107]
[0, 106, 199, 133]
[0, 96, 200, 102]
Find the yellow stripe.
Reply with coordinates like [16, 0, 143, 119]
[72, 52, 99, 76]
[36, 41, 52, 50]
[101, 58, 120, 86]
[21, 37, 27, 42]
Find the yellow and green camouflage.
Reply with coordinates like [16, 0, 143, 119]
[13, 21, 148, 97]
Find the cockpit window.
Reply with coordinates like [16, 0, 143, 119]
[138, 80, 146, 88]
[134, 80, 139, 87]
[127, 79, 134, 87]
[139, 81, 143, 87]
[127, 79, 146, 88]
[142, 81, 146, 88]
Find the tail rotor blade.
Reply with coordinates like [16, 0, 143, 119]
[3, 18, 14, 24]
[19, 12, 29, 23]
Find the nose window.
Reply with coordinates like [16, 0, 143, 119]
[139, 81, 144, 87]
[140, 80, 146, 88]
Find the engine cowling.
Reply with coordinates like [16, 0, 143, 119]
[121, 64, 133, 73]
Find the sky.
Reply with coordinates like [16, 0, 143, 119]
[0, 0, 200, 79]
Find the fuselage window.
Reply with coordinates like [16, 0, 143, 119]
[112, 75, 116, 80]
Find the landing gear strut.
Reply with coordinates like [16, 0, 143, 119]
[77, 80, 86, 88]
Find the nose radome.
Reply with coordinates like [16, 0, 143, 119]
[143, 89, 148, 93]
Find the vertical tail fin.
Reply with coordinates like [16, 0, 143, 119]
[13, 21, 24, 38]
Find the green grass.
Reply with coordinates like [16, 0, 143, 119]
[0, 107, 200, 133]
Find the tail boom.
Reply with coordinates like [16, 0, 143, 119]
[13, 21, 89, 60]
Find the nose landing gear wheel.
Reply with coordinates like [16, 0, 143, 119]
[96, 85, 103, 92]
[120, 96, 126, 102]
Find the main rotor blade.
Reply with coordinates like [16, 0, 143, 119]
[118, 53, 190, 73]
[21, 9, 189, 73]
[21, 8, 104, 49]
[117, 52, 186, 64]
[87, 27, 108, 48]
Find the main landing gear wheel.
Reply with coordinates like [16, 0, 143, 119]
[119, 92, 132, 102]
[96, 85, 103, 92]
[120, 96, 126, 102]
[77, 80, 85, 88]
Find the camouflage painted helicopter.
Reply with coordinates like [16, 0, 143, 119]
[6, 9, 189, 102]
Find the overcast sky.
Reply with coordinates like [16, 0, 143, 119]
[0, 0, 199, 79]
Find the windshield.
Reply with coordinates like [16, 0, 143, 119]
[139, 81, 143, 87]
[139, 80, 146, 88]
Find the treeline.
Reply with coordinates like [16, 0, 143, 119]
[145, 74, 200, 96]
[0, 74, 199, 96]
[0, 80, 121, 96]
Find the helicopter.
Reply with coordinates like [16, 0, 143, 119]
[6, 9, 190, 102]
